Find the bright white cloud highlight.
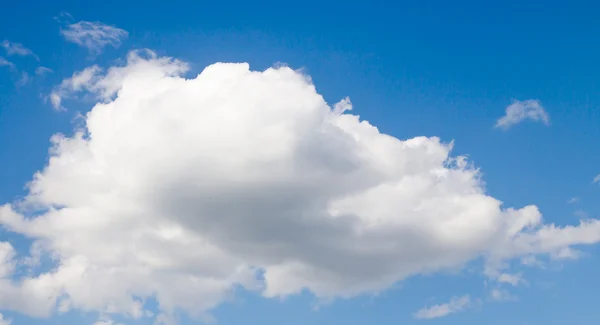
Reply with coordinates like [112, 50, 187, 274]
[2, 50, 600, 323]
[414, 295, 471, 319]
[593, 174, 600, 184]
[495, 99, 550, 130]
[60, 19, 128, 54]
[1, 40, 38, 60]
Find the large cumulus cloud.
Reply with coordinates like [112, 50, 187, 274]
[1, 50, 600, 322]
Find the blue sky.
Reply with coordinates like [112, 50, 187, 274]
[1, 1, 600, 325]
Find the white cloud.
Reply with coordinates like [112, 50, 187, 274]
[0, 313, 11, 325]
[1, 40, 39, 60]
[497, 273, 524, 286]
[483, 266, 527, 287]
[2, 51, 600, 322]
[93, 318, 121, 325]
[520, 255, 545, 268]
[490, 288, 517, 302]
[567, 197, 579, 204]
[495, 99, 550, 130]
[16, 72, 30, 87]
[574, 210, 589, 219]
[550, 247, 582, 260]
[414, 295, 471, 319]
[593, 174, 600, 184]
[0, 57, 15, 69]
[35, 67, 53, 76]
[49, 65, 103, 110]
[49, 50, 183, 110]
[60, 19, 128, 54]
[0, 243, 15, 278]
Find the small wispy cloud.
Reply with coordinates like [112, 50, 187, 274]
[0, 56, 15, 69]
[414, 295, 471, 319]
[550, 247, 582, 260]
[1, 40, 39, 61]
[490, 288, 518, 302]
[497, 273, 526, 286]
[0, 312, 11, 325]
[593, 174, 600, 184]
[495, 99, 550, 130]
[35, 66, 53, 76]
[574, 210, 589, 219]
[567, 197, 580, 204]
[521, 255, 545, 268]
[16, 72, 31, 87]
[59, 15, 128, 55]
[92, 319, 118, 325]
[49, 65, 102, 110]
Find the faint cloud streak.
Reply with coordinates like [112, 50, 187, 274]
[414, 295, 471, 319]
[0, 57, 15, 69]
[1, 40, 39, 61]
[59, 15, 128, 55]
[495, 99, 550, 130]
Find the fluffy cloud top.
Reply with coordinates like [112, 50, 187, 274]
[495, 99, 550, 130]
[60, 19, 128, 54]
[2, 50, 600, 322]
[414, 295, 471, 319]
[50, 50, 184, 110]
